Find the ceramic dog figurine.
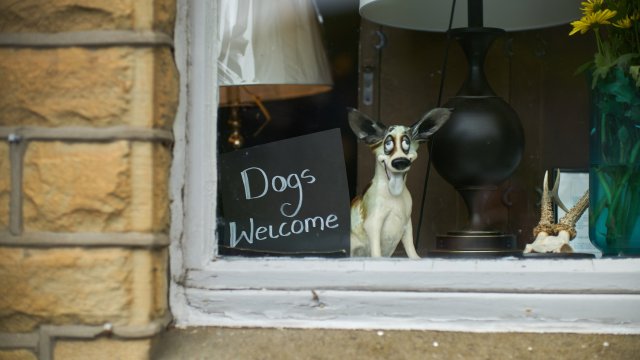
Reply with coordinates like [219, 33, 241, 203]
[348, 107, 452, 258]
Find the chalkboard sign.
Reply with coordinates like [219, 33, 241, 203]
[218, 128, 350, 257]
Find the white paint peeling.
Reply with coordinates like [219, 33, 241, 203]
[185, 258, 640, 294]
[179, 288, 640, 334]
[169, 0, 190, 324]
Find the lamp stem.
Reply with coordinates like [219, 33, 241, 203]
[455, 28, 501, 96]
[226, 87, 244, 149]
[467, 0, 483, 27]
[227, 106, 244, 149]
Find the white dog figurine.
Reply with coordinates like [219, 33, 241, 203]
[348, 107, 452, 258]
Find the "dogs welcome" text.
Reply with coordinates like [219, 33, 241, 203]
[229, 166, 340, 247]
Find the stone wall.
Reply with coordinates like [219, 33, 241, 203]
[0, 1, 177, 359]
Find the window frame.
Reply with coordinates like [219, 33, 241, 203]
[169, 0, 640, 333]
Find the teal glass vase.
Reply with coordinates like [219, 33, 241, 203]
[589, 67, 640, 256]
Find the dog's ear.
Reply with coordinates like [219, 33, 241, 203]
[410, 108, 452, 142]
[347, 107, 387, 145]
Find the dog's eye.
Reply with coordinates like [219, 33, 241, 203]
[384, 137, 394, 154]
[401, 136, 410, 153]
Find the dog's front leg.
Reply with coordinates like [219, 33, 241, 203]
[364, 219, 382, 257]
[401, 221, 420, 259]
[369, 231, 382, 257]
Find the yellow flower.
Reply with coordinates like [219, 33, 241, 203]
[613, 16, 632, 29]
[570, 17, 592, 35]
[592, 9, 617, 24]
[569, 9, 617, 35]
[580, 0, 604, 15]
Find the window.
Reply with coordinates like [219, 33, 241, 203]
[169, 0, 640, 333]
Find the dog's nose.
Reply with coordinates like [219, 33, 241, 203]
[391, 158, 411, 170]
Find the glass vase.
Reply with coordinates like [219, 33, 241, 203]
[589, 67, 640, 256]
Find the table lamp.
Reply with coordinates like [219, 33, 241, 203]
[218, 0, 333, 148]
[359, 0, 580, 256]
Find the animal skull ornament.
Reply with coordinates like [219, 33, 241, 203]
[348, 107, 452, 258]
[524, 170, 590, 254]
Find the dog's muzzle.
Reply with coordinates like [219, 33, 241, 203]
[391, 158, 411, 171]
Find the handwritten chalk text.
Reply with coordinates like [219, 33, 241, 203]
[229, 213, 339, 247]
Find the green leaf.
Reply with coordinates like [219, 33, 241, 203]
[627, 105, 640, 119]
[614, 53, 639, 68]
[631, 66, 640, 87]
[590, 52, 640, 88]
[595, 67, 640, 106]
[574, 60, 594, 76]
[629, 141, 640, 163]
[596, 170, 613, 204]
[592, 52, 616, 88]
[618, 126, 630, 144]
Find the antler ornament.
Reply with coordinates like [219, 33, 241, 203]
[524, 170, 589, 254]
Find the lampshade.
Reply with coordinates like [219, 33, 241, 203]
[218, 0, 333, 105]
[359, 0, 581, 32]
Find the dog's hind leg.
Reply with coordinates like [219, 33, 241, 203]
[350, 232, 369, 257]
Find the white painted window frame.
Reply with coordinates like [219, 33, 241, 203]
[170, 0, 640, 334]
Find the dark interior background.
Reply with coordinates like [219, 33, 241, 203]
[218, 0, 594, 256]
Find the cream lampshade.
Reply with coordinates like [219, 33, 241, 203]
[359, 0, 580, 32]
[218, 0, 333, 146]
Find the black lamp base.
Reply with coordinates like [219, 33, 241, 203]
[427, 231, 521, 258]
[427, 28, 524, 259]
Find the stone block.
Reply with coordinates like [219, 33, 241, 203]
[0, 247, 133, 332]
[0, 48, 134, 127]
[153, 0, 177, 35]
[0, 142, 9, 230]
[152, 144, 171, 232]
[151, 249, 168, 317]
[153, 48, 179, 130]
[55, 338, 151, 360]
[0, 247, 167, 332]
[0, 47, 177, 129]
[22, 141, 171, 233]
[0, 0, 175, 34]
[0, 0, 133, 33]
[0, 350, 37, 360]
[23, 142, 132, 233]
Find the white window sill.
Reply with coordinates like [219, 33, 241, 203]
[172, 257, 640, 334]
